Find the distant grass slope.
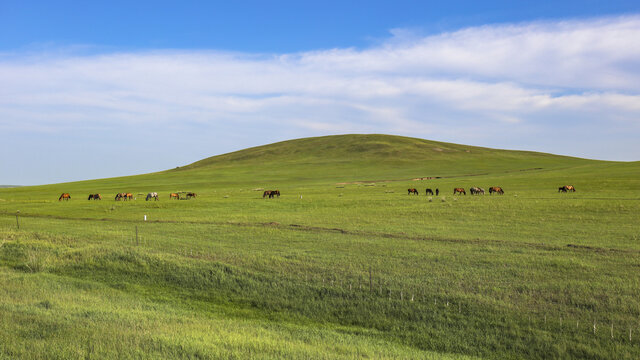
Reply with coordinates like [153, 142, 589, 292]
[176, 134, 596, 183]
[0, 134, 604, 201]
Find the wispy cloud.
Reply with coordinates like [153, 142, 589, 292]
[1, 15, 640, 184]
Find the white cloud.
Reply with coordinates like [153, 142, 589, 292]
[1, 15, 640, 184]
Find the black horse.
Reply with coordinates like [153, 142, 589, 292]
[425, 188, 434, 195]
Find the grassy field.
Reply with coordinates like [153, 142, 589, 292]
[1, 134, 639, 359]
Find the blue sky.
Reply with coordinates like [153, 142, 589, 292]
[3, 1, 639, 52]
[2, 1, 640, 185]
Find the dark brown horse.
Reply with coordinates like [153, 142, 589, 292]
[186, 192, 197, 199]
[425, 188, 434, 195]
[263, 190, 280, 198]
[408, 188, 419, 195]
[453, 188, 466, 195]
[559, 185, 576, 192]
[88, 193, 102, 200]
[58, 193, 71, 201]
[169, 193, 180, 200]
[489, 187, 504, 195]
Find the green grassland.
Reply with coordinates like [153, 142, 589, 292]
[1, 134, 639, 359]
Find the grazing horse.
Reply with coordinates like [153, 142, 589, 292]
[58, 193, 71, 201]
[88, 194, 102, 200]
[470, 187, 485, 195]
[115, 192, 132, 201]
[186, 192, 197, 199]
[489, 187, 504, 195]
[559, 185, 576, 192]
[408, 188, 419, 195]
[169, 193, 180, 200]
[263, 190, 280, 198]
[425, 188, 434, 196]
[146, 192, 159, 201]
[435, 188, 439, 196]
[453, 188, 466, 195]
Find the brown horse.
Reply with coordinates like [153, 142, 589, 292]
[88, 193, 102, 200]
[489, 187, 504, 195]
[263, 190, 280, 198]
[186, 192, 197, 199]
[115, 192, 132, 201]
[559, 185, 576, 192]
[425, 188, 434, 195]
[453, 188, 466, 195]
[170, 193, 180, 200]
[408, 188, 419, 195]
[58, 193, 71, 201]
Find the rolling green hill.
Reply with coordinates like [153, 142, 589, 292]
[1, 134, 639, 359]
[176, 134, 596, 183]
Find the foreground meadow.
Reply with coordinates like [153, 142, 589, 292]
[1, 135, 639, 359]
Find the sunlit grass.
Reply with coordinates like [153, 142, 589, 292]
[1, 135, 639, 359]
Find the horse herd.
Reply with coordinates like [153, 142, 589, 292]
[407, 187, 505, 196]
[57, 192, 197, 201]
[58, 185, 576, 202]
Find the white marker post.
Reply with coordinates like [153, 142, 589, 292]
[144, 215, 147, 221]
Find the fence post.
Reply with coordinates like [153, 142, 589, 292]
[611, 322, 613, 339]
